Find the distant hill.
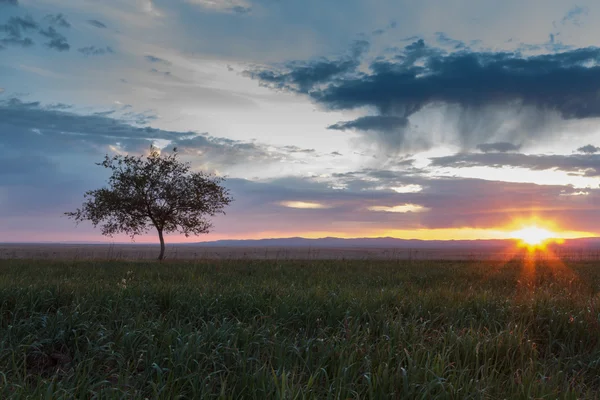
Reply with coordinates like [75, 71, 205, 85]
[187, 236, 600, 249]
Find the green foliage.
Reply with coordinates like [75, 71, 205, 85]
[1, 259, 600, 398]
[65, 148, 233, 259]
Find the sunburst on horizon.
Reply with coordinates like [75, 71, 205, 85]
[510, 226, 559, 248]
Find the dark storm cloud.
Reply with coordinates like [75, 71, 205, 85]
[44, 14, 71, 28]
[145, 55, 172, 65]
[577, 145, 600, 154]
[248, 40, 600, 152]
[87, 19, 107, 29]
[78, 45, 114, 56]
[430, 152, 600, 177]
[244, 40, 369, 93]
[315, 46, 600, 120]
[476, 142, 521, 153]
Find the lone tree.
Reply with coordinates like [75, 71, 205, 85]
[66, 147, 233, 260]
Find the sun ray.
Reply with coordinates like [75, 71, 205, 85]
[511, 226, 554, 246]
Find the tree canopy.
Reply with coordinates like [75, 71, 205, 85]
[66, 148, 233, 260]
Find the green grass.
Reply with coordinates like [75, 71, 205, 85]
[1, 258, 600, 399]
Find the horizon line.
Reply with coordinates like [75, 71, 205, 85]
[1, 235, 599, 246]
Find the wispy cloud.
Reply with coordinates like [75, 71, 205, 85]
[78, 45, 114, 56]
[430, 152, 600, 177]
[186, 0, 252, 14]
[87, 19, 107, 29]
[145, 55, 171, 65]
[0, 16, 37, 49]
[44, 14, 71, 29]
[39, 26, 70, 51]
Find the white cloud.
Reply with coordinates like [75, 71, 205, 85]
[390, 185, 422, 193]
[140, 0, 162, 16]
[368, 204, 428, 213]
[279, 201, 330, 209]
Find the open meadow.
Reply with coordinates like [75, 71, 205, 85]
[2, 256, 600, 399]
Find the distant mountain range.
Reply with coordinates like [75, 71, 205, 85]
[187, 236, 600, 249]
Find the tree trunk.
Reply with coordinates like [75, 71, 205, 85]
[157, 229, 165, 261]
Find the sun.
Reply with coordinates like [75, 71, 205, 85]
[511, 226, 555, 247]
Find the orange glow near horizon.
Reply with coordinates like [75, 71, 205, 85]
[187, 225, 594, 244]
[505, 217, 588, 250]
[511, 226, 557, 247]
[30, 217, 595, 244]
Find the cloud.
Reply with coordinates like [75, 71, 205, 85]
[212, 175, 600, 237]
[39, 26, 70, 51]
[0, 97, 184, 155]
[1, 101, 599, 238]
[145, 55, 171, 65]
[434, 32, 466, 50]
[0, 88, 4, 93]
[141, 0, 162, 16]
[279, 201, 330, 209]
[280, 145, 316, 155]
[561, 6, 588, 26]
[577, 144, 600, 154]
[44, 14, 71, 28]
[0, 97, 321, 174]
[0, 16, 38, 48]
[78, 45, 114, 56]
[150, 68, 173, 77]
[476, 142, 521, 153]
[186, 0, 252, 14]
[328, 116, 408, 132]
[367, 204, 427, 213]
[87, 19, 107, 29]
[230, 5, 251, 14]
[248, 40, 600, 152]
[0, 0, 18, 5]
[244, 40, 369, 93]
[166, 134, 319, 169]
[429, 152, 600, 177]
[0, 97, 335, 233]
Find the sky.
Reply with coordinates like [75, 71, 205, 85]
[1, 0, 600, 243]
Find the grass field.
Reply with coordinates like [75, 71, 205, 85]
[1, 258, 600, 399]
